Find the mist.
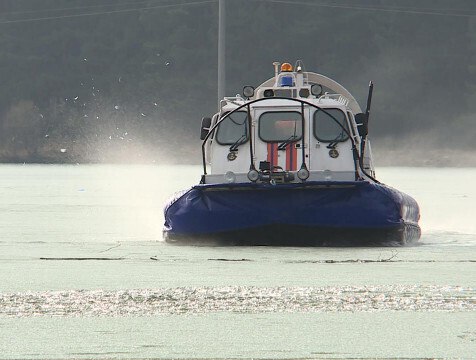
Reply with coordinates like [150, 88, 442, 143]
[0, 0, 475, 166]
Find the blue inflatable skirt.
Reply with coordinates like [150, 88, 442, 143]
[163, 181, 420, 246]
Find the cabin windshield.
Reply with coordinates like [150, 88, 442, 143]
[313, 108, 349, 143]
[258, 111, 302, 142]
[215, 111, 249, 145]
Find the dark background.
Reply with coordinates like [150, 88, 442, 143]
[0, 0, 475, 165]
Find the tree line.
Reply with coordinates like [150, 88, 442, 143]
[0, 0, 475, 165]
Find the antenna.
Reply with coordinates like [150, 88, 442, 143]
[273, 62, 280, 77]
[217, 0, 226, 109]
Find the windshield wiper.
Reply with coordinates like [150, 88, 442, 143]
[327, 131, 346, 149]
[278, 135, 298, 151]
[229, 134, 247, 151]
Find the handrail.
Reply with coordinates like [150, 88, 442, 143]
[246, 103, 255, 172]
[200, 97, 379, 183]
[299, 102, 307, 172]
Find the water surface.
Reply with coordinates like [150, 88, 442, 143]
[0, 165, 474, 359]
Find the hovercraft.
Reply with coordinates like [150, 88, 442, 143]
[164, 61, 421, 245]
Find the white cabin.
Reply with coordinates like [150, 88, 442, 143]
[200, 61, 375, 185]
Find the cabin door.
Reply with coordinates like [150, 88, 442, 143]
[253, 107, 307, 173]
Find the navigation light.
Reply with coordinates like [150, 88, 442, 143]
[247, 169, 259, 182]
[224, 171, 236, 183]
[311, 84, 322, 96]
[297, 166, 310, 180]
[243, 86, 255, 98]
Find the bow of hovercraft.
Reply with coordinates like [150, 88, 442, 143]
[163, 61, 421, 246]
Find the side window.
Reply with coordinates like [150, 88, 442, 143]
[259, 111, 302, 142]
[313, 108, 349, 143]
[215, 111, 249, 145]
